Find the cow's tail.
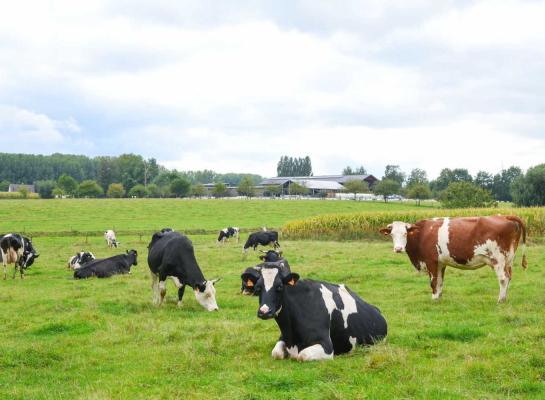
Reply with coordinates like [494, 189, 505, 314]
[506, 216, 527, 269]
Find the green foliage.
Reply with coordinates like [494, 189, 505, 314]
[512, 164, 545, 206]
[107, 183, 125, 198]
[145, 183, 161, 198]
[374, 179, 401, 201]
[35, 180, 57, 199]
[18, 187, 29, 199]
[128, 184, 146, 198]
[407, 183, 432, 206]
[474, 171, 494, 191]
[170, 178, 191, 198]
[191, 183, 207, 197]
[52, 187, 64, 197]
[288, 182, 309, 195]
[77, 180, 104, 198]
[0, 180, 9, 191]
[0, 192, 39, 199]
[440, 182, 496, 208]
[264, 185, 282, 197]
[277, 155, 313, 177]
[343, 180, 369, 198]
[430, 168, 473, 194]
[342, 165, 367, 175]
[406, 168, 428, 187]
[57, 174, 78, 196]
[492, 166, 523, 202]
[212, 182, 228, 198]
[237, 176, 255, 197]
[383, 165, 406, 186]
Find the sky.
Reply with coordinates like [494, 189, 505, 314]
[1, 0, 544, 179]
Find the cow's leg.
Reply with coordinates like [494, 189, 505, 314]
[271, 340, 287, 360]
[433, 265, 446, 299]
[2, 251, 6, 280]
[495, 260, 510, 303]
[297, 340, 334, 362]
[171, 277, 186, 307]
[426, 262, 441, 300]
[150, 272, 160, 305]
[158, 272, 168, 305]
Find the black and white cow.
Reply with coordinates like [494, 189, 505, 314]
[241, 265, 387, 361]
[217, 227, 240, 245]
[148, 231, 220, 311]
[258, 249, 285, 263]
[243, 231, 280, 253]
[74, 250, 137, 279]
[0, 233, 39, 279]
[104, 230, 118, 248]
[67, 251, 96, 270]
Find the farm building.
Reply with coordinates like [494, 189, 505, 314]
[261, 174, 378, 196]
[8, 184, 35, 193]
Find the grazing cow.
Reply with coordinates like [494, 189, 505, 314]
[104, 230, 118, 248]
[241, 259, 291, 295]
[217, 227, 240, 245]
[0, 233, 39, 279]
[147, 231, 220, 311]
[241, 265, 387, 361]
[258, 249, 285, 263]
[243, 231, 280, 253]
[67, 251, 96, 270]
[74, 250, 138, 279]
[380, 215, 527, 302]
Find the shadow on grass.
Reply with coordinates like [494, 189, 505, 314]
[30, 322, 96, 336]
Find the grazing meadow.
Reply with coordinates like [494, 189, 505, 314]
[0, 199, 544, 399]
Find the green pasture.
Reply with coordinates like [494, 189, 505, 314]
[0, 200, 543, 399]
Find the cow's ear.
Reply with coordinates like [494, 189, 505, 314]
[210, 277, 221, 285]
[34, 254, 40, 259]
[282, 273, 300, 286]
[241, 271, 258, 286]
[259, 255, 266, 261]
[406, 223, 417, 232]
[195, 283, 206, 293]
[379, 227, 392, 236]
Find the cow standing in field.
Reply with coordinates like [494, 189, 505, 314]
[243, 231, 280, 254]
[380, 215, 527, 302]
[217, 227, 240, 245]
[147, 231, 220, 311]
[0, 233, 39, 279]
[104, 230, 118, 248]
[74, 250, 138, 279]
[241, 265, 387, 361]
[67, 251, 96, 270]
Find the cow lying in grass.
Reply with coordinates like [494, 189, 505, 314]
[241, 264, 387, 361]
[74, 250, 137, 279]
[67, 251, 96, 270]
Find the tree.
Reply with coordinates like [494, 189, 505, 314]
[264, 185, 282, 197]
[191, 183, 207, 197]
[78, 180, 104, 198]
[117, 154, 145, 191]
[58, 174, 78, 196]
[146, 183, 161, 198]
[383, 165, 405, 187]
[492, 166, 522, 202]
[430, 168, 473, 195]
[374, 179, 401, 202]
[289, 182, 309, 195]
[212, 182, 228, 198]
[277, 156, 313, 177]
[342, 166, 367, 176]
[128, 184, 147, 198]
[107, 183, 125, 198]
[474, 171, 494, 191]
[35, 180, 57, 199]
[511, 164, 545, 206]
[96, 156, 120, 191]
[406, 168, 428, 188]
[439, 182, 495, 208]
[170, 178, 191, 198]
[52, 187, 64, 197]
[237, 176, 255, 197]
[18, 187, 29, 199]
[343, 180, 369, 200]
[407, 183, 432, 206]
[0, 180, 9, 191]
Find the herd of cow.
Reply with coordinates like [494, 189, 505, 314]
[0, 215, 527, 362]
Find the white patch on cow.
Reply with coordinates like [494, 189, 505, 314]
[297, 344, 333, 362]
[419, 261, 428, 273]
[287, 345, 299, 359]
[436, 217, 450, 260]
[259, 304, 270, 314]
[349, 336, 357, 350]
[221, 228, 228, 234]
[194, 281, 219, 311]
[271, 340, 286, 359]
[319, 285, 336, 315]
[262, 268, 278, 291]
[337, 285, 358, 329]
[171, 276, 183, 288]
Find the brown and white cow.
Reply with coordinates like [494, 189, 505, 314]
[380, 215, 527, 302]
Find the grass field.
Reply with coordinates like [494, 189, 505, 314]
[0, 200, 544, 399]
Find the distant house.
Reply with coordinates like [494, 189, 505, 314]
[8, 184, 35, 193]
[261, 174, 378, 196]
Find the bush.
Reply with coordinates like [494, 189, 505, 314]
[440, 182, 496, 208]
[35, 180, 57, 199]
[128, 184, 147, 198]
[107, 183, 125, 198]
[170, 178, 191, 197]
[0, 192, 40, 199]
[191, 183, 207, 197]
[78, 180, 104, 198]
[146, 183, 161, 198]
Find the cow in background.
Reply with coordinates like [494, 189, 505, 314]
[217, 227, 240, 245]
[0, 233, 39, 279]
[243, 231, 280, 254]
[380, 215, 527, 302]
[104, 230, 119, 248]
[74, 250, 137, 279]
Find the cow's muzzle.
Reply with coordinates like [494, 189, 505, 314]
[394, 247, 405, 253]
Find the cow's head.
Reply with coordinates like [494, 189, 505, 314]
[380, 221, 416, 253]
[20, 237, 38, 268]
[126, 249, 138, 265]
[259, 249, 282, 262]
[242, 264, 299, 320]
[194, 278, 220, 311]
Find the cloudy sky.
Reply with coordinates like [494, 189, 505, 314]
[1, 0, 544, 178]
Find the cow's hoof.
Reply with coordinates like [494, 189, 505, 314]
[177, 301, 183, 308]
[497, 298, 507, 304]
[271, 341, 286, 360]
